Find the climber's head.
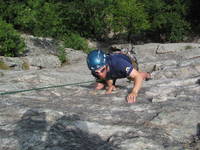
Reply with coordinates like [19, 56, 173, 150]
[87, 50, 107, 71]
[87, 50, 108, 79]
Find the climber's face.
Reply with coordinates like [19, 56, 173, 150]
[94, 65, 107, 79]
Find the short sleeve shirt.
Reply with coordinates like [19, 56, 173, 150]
[106, 54, 133, 80]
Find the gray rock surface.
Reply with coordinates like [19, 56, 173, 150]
[21, 34, 58, 56]
[0, 42, 200, 150]
[0, 35, 61, 70]
[26, 55, 61, 69]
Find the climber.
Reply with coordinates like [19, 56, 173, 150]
[87, 49, 151, 103]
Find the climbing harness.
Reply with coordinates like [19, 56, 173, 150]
[0, 80, 94, 96]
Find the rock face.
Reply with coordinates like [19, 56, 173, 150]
[0, 35, 61, 70]
[0, 41, 200, 150]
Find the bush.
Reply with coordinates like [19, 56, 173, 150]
[142, 0, 190, 42]
[0, 0, 196, 44]
[57, 0, 113, 39]
[0, 1, 62, 38]
[167, 13, 190, 42]
[62, 33, 90, 53]
[57, 45, 68, 64]
[33, 2, 62, 37]
[0, 19, 25, 57]
[110, 0, 150, 41]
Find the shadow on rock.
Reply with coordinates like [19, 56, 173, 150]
[188, 123, 200, 149]
[14, 109, 115, 150]
[196, 79, 200, 85]
[197, 123, 200, 138]
[46, 115, 115, 150]
[14, 109, 48, 150]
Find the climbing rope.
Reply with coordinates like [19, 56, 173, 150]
[0, 80, 94, 96]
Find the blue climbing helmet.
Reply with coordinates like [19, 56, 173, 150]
[87, 50, 107, 71]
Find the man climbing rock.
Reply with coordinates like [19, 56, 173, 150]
[87, 49, 151, 103]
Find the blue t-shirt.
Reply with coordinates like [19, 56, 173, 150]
[106, 54, 133, 80]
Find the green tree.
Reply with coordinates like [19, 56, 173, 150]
[62, 32, 89, 53]
[0, 0, 62, 37]
[0, 19, 25, 57]
[109, 0, 150, 42]
[57, 0, 114, 39]
[33, 2, 62, 37]
[142, 0, 190, 42]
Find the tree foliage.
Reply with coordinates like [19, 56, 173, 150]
[56, 0, 114, 39]
[109, 0, 150, 41]
[142, 0, 190, 42]
[0, 0, 61, 37]
[0, 0, 199, 57]
[0, 19, 25, 57]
